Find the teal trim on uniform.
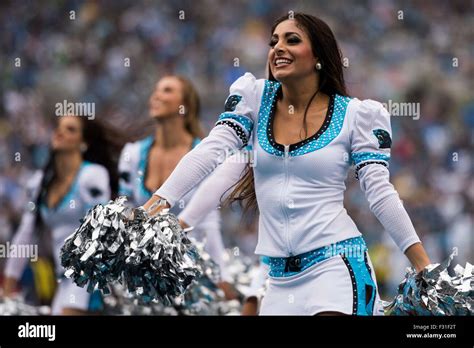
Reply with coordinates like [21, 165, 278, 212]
[264, 236, 367, 278]
[257, 79, 351, 157]
[260, 255, 271, 266]
[351, 152, 390, 165]
[217, 113, 254, 134]
[341, 251, 377, 316]
[257, 80, 283, 156]
[138, 136, 155, 197]
[139, 136, 201, 198]
[40, 161, 91, 213]
[289, 94, 351, 156]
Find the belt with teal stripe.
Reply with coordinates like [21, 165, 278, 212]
[262, 236, 367, 277]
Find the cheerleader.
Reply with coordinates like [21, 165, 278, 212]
[3, 115, 117, 315]
[117, 75, 235, 296]
[143, 13, 432, 315]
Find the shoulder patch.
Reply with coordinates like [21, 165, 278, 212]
[120, 171, 131, 183]
[88, 187, 103, 198]
[224, 95, 242, 112]
[373, 129, 392, 149]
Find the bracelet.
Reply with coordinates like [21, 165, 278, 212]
[144, 197, 169, 214]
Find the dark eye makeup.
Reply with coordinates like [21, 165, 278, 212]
[65, 125, 78, 133]
[268, 35, 301, 47]
[287, 36, 301, 44]
[268, 39, 277, 47]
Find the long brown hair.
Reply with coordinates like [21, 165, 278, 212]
[36, 117, 124, 213]
[225, 12, 348, 215]
[173, 75, 205, 139]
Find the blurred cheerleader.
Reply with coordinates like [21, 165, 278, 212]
[117, 75, 236, 298]
[3, 115, 120, 315]
[143, 13, 432, 315]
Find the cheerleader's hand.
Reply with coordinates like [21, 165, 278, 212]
[404, 242, 431, 273]
[178, 219, 190, 229]
[218, 281, 240, 300]
[142, 195, 170, 217]
[241, 297, 258, 316]
[123, 206, 145, 222]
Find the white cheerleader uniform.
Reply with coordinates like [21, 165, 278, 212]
[153, 73, 422, 315]
[118, 136, 231, 282]
[5, 161, 111, 314]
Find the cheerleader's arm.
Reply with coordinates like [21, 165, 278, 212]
[351, 99, 430, 271]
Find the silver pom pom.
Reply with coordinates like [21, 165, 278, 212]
[122, 208, 200, 305]
[178, 248, 263, 316]
[384, 249, 473, 315]
[60, 197, 201, 303]
[60, 197, 130, 294]
[174, 239, 226, 315]
[102, 283, 178, 315]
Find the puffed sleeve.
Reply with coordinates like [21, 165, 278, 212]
[350, 100, 421, 253]
[214, 72, 259, 148]
[155, 73, 260, 207]
[4, 171, 43, 280]
[78, 163, 111, 211]
[350, 99, 392, 175]
[118, 142, 136, 205]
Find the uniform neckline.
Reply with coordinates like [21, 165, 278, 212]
[267, 86, 336, 153]
[142, 136, 200, 195]
[42, 161, 89, 211]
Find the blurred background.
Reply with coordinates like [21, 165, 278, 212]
[0, 0, 472, 304]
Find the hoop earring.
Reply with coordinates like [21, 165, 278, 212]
[315, 62, 322, 70]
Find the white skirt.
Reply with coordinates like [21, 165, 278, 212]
[259, 252, 384, 315]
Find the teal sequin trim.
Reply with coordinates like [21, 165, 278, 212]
[264, 236, 367, 277]
[290, 94, 350, 156]
[217, 112, 253, 134]
[138, 136, 154, 197]
[257, 80, 283, 156]
[341, 251, 377, 315]
[257, 79, 351, 157]
[351, 152, 390, 165]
